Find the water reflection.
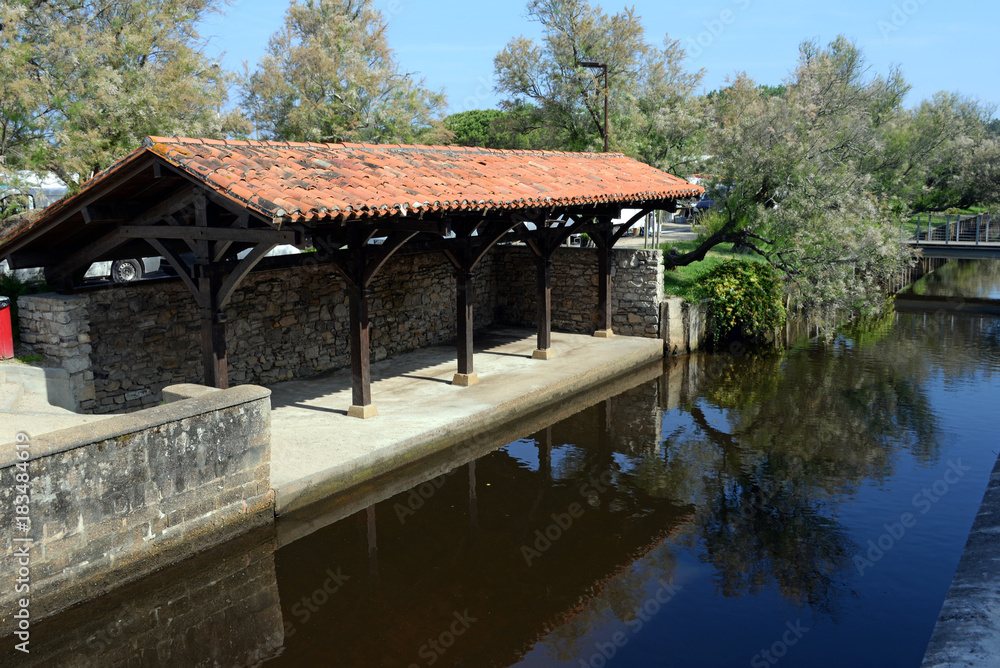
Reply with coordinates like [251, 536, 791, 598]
[15, 268, 1000, 667]
[267, 306, 1000, 666]
[902, 259, 1000, 300]
[8, 528, 282, 667]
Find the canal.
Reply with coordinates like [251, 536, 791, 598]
[23, 260, 1000, 667]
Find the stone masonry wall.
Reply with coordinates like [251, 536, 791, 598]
[17, 294, 96, 412]
[58, 252, 496, 413]
[7, 529, 282, 668]
[494, 246, 664, 338]
[17, 246, 674, 414]
[0, 384, 274, 636]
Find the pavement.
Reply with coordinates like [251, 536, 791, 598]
[0, 372, 110, 445]
[267, 327, 665, 515]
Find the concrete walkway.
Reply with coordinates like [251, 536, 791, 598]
[0, 366, 110, 445]
[268, 327, 664, 514]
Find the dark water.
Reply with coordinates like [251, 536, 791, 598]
[266, 314, 1000, 667]
[18, 263, 1000, 668]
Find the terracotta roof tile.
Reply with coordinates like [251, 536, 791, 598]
[3, 138, 704, 251]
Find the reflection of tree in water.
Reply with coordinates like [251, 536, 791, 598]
[539, 546, 681, 662]
[509, 315, 952, 658]
[905, 260, 1000, 299]
[633, 329, 942, 616]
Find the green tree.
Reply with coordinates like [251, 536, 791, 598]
[493, 0, 705, 173]
[444, 109, 503, 147]
[688, 37, 912, 315]
[0, 0, 241, 188]
[443, 106, 549, 149]
[240, 0, 446, 144]
[880, 92, 998, 210]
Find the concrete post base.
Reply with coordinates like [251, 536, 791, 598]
[452, 372, 479, 386]
[593, 329, 614, 338]
[532, 348, 555, 360]
[347, 404, 379, 419]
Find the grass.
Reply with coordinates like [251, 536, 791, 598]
[661, 240, 766, 301]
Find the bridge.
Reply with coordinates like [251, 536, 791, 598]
[906, 212, 1000, 259]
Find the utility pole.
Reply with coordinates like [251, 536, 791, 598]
[577, 61, 608, 152]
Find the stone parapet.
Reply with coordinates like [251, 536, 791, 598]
[0, 384, 274, 635]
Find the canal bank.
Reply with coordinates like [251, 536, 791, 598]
[922, 447, 1000, 667]
[268, 327, 665, 514]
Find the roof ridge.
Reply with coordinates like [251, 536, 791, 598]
[142, 136, 633, 159]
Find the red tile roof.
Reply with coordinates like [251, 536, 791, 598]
[0, 137, 703, 254]
[142, 137, 702, 224]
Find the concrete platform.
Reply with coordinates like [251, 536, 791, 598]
[921, 448, 1000, 667]
[268, 327, 664, 514]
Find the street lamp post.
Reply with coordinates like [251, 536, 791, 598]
[577, 61, 608, 152]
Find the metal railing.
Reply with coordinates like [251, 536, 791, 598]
[906, 212, 996, 245]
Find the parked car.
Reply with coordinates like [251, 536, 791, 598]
[84, 258, 162, 283]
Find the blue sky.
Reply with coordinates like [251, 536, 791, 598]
[201, 0, 999, 116]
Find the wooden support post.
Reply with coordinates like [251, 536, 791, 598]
[347, 280, 376, 419]
[593, 217, 614, 338]
[347, 233, 377, 419]
[198, 263, 228, 389]
[453, 266, 478, 385]
[533, 255, 554, 359]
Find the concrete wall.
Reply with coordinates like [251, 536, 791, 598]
[921, 449, 1000, 667]
[17, 246, 705, 414]
[0, 383, 273, 636]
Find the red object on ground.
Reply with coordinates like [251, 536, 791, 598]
[0, 297, 13, 359]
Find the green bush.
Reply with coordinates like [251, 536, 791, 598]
[697, 259, 786, 344]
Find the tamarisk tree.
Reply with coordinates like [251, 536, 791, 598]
[239, 0, 446, 144]
[493, 0, 705, 174]
[0, 0, 241, 188]
[688, 37, 913, 314]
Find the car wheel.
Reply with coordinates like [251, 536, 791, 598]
[111, 259, 142, 283]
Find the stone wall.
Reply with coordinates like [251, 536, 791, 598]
[25, 252, 496, 413]
[3, 528, 282, 668]
[17, 294, 96, 412]
[16, 246, 701, 415]
[494, 246, 664, 338]
[0, 383, 274, 636]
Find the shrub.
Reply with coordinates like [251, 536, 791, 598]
[697, 259, 786, 344]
